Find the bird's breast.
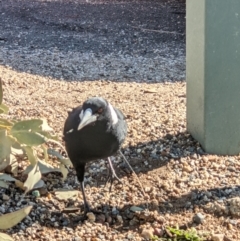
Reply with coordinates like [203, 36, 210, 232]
[64, 123, 120, 162]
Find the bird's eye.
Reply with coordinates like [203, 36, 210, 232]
[98, 108, 103, 114]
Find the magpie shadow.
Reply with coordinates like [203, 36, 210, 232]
[31, 184, 240, 232]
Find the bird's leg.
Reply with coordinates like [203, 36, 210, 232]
[105, 157, 122, 192]
[80, 181, 90, 215]
[75, 164, 90, 220]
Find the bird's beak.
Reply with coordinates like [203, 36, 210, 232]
[77, 108, 97, 130]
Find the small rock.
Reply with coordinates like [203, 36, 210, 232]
[144, 187, 151, 193]
[193, 213, 205, 224]
[182, 165, 193, 173]
[211, 233, 224, 241]
[2, 194, 10, 201]
[130, 206, 144, 212]
[154, 228, 164, 237]
[96, 214, 106, 223]
[106, 215, 112, 224]
[141, 228, 154, 239]
[129, 218, 138, 226]
[32, 190, 40, 197]
[86, 212, 96, 222]
[39, 188, 48, 196]
[116, 215, 123, 224]
[228, 197, 240, 217]
[208, 155, 217, 161]
[112, 207, 119, 215]
[202, 156, 208, 162]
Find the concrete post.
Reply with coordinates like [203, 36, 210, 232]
[186, 0, 240, 155]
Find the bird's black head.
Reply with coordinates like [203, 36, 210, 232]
[77, 97, 118, 131]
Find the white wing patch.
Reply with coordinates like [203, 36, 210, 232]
[66, 129, 74, 134]
[108, 103, 118, 125]
[79, 110, 84, 120]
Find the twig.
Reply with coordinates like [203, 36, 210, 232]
[129, 25, 184, 35]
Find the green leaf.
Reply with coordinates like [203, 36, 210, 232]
[23, 164, 41, 194]
[41, 144, 48, 162]
[0, 78, 2, 105]
[37, 130, 58, 140]
[11, 119, 43, 132]
[0, 173, 16, 182]
[47, 148, 73, 167]
[0, 130, 12, 160]
[22, 146, 38, 165]
[0, 104, 9, 114]
[0, 78, 3, 105]
[0, 118, 13, 128]
[11, 131, 45, 146]
[24, 159, 61, 175]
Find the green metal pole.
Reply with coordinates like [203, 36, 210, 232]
[186, 0, 240, 155]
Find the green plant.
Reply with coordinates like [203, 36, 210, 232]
[151, 225, 206, 241]
[0, 77, 71, 194]
[165, 226, 204, 241]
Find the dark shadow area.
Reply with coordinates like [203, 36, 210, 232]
[0, 0, 186, 82]
[5, 130, 240, 235]
[4, 182, 240, 236]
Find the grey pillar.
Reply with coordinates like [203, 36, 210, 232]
[186, 0, 240, 155]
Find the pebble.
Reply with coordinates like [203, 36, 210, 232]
[2, 194, 10, 201]
[211, 234, 225, 241]
[116, 215, 123, 224]
[86, 212, 96, 222]
[32, 190, 40, 197]
[193, 213, 205, 224]
[228, 197, 240, 217]
[182, 164, 193, 173]
[112, 207, 119, 215]
[141, 228, 154, 239]
[130, 206, 144, 212]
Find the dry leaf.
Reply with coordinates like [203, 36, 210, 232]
[0, 205, 32, 230]
[143, 88, 157, 93]
[8, 154, 18, 176]
[55, 189, 80, 201]
[11, 147, 24, 156]
[15, 180, 25, 190]
[0, 232, 14, 241]
[41, 118, 53, 132]
[23, 164, 41, 194]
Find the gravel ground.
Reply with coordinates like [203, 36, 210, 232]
[0, 0, 240, 241]
[1, 66, 240, 241]
[0, 0, 185, 82]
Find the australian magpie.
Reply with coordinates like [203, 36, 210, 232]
[63, 97, 127, 216]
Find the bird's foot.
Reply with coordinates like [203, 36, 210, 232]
[72, 206, 102, 223]
[105, 174, 122, 192]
